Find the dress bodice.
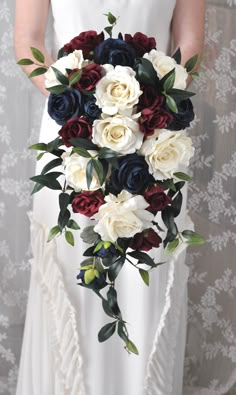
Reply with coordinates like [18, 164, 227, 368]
[50, 0, 176, 57]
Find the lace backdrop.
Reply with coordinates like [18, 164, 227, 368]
[0, 1, 235, 394]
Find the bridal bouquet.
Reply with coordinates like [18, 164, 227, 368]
[18, 13, 204, 354]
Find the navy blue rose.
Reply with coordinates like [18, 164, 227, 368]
[94, 38, 136, 67]
[107, 153, 153, 195]
[84, 95, 102, 121]
[48, 89, 84, 125]
[77, 269, 107, 290]
[168, 99, 194, 131]
[95, 244, 117, 258]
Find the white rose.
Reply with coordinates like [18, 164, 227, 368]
[92, 115, 143, 155]
[93, 190, 154, 242]
[139, 129, 194, 179]
[45, 50, 85, 88]
[144, 50, 188, 90]
[94, 65, 142, 116]
[62, 151, 101, 191]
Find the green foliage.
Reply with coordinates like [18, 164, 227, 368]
[47, 225, 61, 242]
[139, 269, 149, 286]
[17, 59, 34, 65]
[173, 172, 192, 182]
[165, 94, 178, 113]
[51, 66, 69, 85]
[29, 68, 47, 78]
[185, 54, 198, 72]
[182, 230, 205, 245]
[172, 47, 181, 64]
[65, 230, 74, 246]
[166, 238, 179, 254]
[30, 47, 45, 63]
[98, 321, 117, 342]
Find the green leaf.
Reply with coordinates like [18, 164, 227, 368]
[162, 68, 176, 92]
[139, 269, 149, 286]
[185, 54, 198, 72]
[30, 47, 45, 63]
[102, 299, 115, 318]
[46, 85, 67, 94]
[104, 26, 113, 37]
[98, 147, 118, 159]
[51, 66, 69, 85]
[167, 88, 195, 100]
[28, 143, 47, 151]
[41, 158, 62, 175]
[29, 67, 48, 78]
[166, 238, 179, 254]
[59, 192, 71, 214]
[98, 321, 117, 342]
[161, 208, 178, 236]
[58, 208, 70, 230]
[171, 191, 183, 218]
[72, 147, 92, 158]
[106, 12, 117, 24]
[86, 159, 94, 189]
[172, 48, 181, 64]
[36, 152, 45, 161]
[128, 251, 156, 267]
[117, 321, 128, 343]
[126, 339, 139, 355]
[57, 47, 65, 59]
[92, 159, 104, 186]
[84, 268, 96, 284]
[65, 230, 74, 246]
[69, 69, 82, 86]
[133, 58, 160, 88]
[108, 256, 125, 282]
[30, 173, 63, 190]
[67, 219, 80, 230]
[17, 58, 34, 65]
[165, 95, 178, 113]
[107, 287, 121, 318]
[47, 225, 61, 242]
[31, 182, 44, 195]
[173, 172, 192, 182]
[69, 137, 98, 150]
[190, 71, 199, 80]
[182, 230, 205, 245]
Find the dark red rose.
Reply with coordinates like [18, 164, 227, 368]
[130, 228, 162, 251]
[64, 31, 104, 58]
[144, 185, 172, 214]
[70, 64, 103, 91]
[139, 108, 173, 136]
[138, 86, 164, 111]
[72, 190, 105, 217]
[124, 32, 156, 57]
[58, 117, 92, 147]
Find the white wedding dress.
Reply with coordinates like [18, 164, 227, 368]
[16, 1, 192, 394]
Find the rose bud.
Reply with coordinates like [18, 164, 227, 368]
[64, 30, 104, 58]
[129, 228, 162, 251]
[144, 185, 172, 214]
[124, 32, 156, 57]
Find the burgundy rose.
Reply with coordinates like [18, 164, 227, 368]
[58, 117, 92, 147]
[144, 185, 172, 214]
[70, 64, 103, 91]
[130, 228, 162, 251]
[139, 108, 173, 136]
[124, 32, 156, 57]
[72, 190, 105, 217]
[138, 86, 164, 111]
[64, 31, 104, 58]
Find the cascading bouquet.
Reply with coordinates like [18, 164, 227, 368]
[18, 13, 204, 355]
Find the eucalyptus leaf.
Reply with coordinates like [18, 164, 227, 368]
[65, 230, 74, 246]
[98, 321, 117, 342]
[30, 47, 45, 63]
[80, 226, 99, 244]
[29, 67, 48, 78]
[47, 225, 61, 242]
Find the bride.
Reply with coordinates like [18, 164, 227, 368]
[14, 1, 205, 394]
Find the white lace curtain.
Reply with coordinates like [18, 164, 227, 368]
[0, 1, 235, 394]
